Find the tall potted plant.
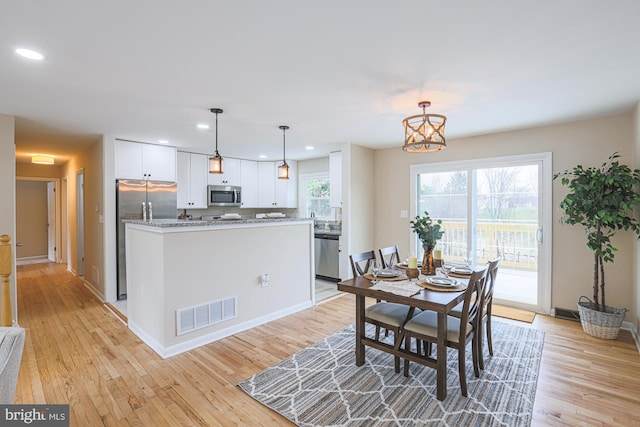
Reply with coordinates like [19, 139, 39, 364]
[554, 152, 640, 339]
[410, 211, 444, 275]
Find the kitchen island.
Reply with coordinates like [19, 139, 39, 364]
[124, 218, 314, 358]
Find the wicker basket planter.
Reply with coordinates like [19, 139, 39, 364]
[577, 296, 626, 340]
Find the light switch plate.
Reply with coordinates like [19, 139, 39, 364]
[400, 210, 408, 218]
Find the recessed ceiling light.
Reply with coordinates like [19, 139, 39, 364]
[158, 140, 169, 144]
[197, 124, 210, 130]
[259, 155, 267, 159]
[16, 48, 44, 60]
[32, 155, 54, 164]
[305, 146, 314, 150]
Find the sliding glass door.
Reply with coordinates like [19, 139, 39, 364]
[411, 153, 552, 313]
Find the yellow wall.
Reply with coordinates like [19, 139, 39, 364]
[372, 112, 636, 316]
[62, 138, 105, 299]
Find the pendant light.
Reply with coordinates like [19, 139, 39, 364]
[278, 125, 290, 180]
[402, 101, 447, 152]
[209, 108, 224, 173]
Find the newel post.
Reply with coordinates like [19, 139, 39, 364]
[0, 234, 13, 326]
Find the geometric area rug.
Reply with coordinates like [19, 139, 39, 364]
[238, 321, 544, 426]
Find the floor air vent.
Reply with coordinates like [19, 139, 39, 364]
[555, 307, 580, 322]
[177, 296, 237, 335]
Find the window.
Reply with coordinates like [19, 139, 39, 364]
[302, 173, 332, 219]
[410, 153, 553, 313]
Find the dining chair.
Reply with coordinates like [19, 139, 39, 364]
[379, 245, 401, 269]
[449, 258, 500, 369]
[478, 257, 500, 369]
[349, 251, 419, 373]
[400, 266, 488, 397]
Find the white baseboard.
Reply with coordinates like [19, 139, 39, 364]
[81, 278, 105, 303]
[129, 300, 314, 359]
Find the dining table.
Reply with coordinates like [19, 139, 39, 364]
[337, 272, 468, 401]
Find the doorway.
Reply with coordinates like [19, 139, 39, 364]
[410, 153, 552, 314]
[76, 170, 85, 277]
[15, 178, 61, 265]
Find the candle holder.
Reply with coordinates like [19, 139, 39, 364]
[406, 268, 420, 281]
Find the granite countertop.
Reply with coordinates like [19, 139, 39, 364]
[124, 217, 312, 228]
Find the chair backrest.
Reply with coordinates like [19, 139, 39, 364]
[483, 258, 500, 310]
[459, 266, 488, 332]
[378, 245, 400, 269]
[0, 327, 26, 404]
[349, 251, 377, 277]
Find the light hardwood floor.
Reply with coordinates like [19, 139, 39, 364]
[14, 263, 640, 426]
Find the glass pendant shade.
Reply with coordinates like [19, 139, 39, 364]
[402, 101, 447, 153]
[278, 125, 290, 180]
[278, 161, 289, 179]
[209, 108, 224, 174]
[209, 151, 223, 174]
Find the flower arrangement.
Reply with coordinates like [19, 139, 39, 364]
[410, 211, 444, 248]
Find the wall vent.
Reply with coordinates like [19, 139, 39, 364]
[555, 307, 580, 322]
[176, 296, 237, 336]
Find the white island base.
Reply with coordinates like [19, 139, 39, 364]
[125, 219, 314, 358]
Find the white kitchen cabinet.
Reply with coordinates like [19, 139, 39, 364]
[329, 151, 342, 208]
[240, 160, 258, 208]
[207, 157, 241, 186]
[177, 152, 208, 209]
[115, 140, 176, 182]
[257, 161, 297, 208]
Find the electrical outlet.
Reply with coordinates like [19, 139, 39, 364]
[261, 273, 269, 287]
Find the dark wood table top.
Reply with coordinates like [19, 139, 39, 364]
[337, 275, 467, 313]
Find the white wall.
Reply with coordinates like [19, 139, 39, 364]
[0, 114, 17, 323]
[372, 112, 636, 316]
[634, 103, 640, 336]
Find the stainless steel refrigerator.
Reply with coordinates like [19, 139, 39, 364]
[116, 179, 177, 300]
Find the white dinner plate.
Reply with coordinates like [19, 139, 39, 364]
[451, 267, 472, 275]
[426, 277, 457, 287]
[377, 269, 402, 278]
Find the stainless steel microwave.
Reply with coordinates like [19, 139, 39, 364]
[208, 185, 242, 207]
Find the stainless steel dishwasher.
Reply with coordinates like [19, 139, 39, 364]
[314, 233, 340, 281]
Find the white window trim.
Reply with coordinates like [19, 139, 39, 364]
[299, 172, 332, 220]
[409, 152, 553, 314]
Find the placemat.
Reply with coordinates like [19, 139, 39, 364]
[448, 272, 472, 279]
[363, 272, 408, 281]
[417, 279, 467, 292]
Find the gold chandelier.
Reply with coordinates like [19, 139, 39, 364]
[402, 101, 447, 153]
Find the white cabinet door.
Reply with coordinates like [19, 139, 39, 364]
[329, 151, 342, 208]
[144, 144, 176, 182]
[115, 140, 144, 179]
[275, 160, 297, 208]
[115, 140, 176, 181]
[188, 153, 208, 208]
[258, 161, 298, 208]
[177, 152, 208, 209]
[240, 160, 258, 208]
[208, 157, 241, 186]
[257, 162, 276, 207]
[176, 152, 190, 209]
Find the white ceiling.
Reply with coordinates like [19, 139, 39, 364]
[3, 1, 640, 165]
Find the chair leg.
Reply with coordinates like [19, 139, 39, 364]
[375, 325, 381, 341]
[393, 330, 401, 373]
[471, 335, 480, 378]
[478, 319, 485, 370]
[458, 345, 467, 397]
[486, 315, 493, 356]
[403, 335, 411, 377]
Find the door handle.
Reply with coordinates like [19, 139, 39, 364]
[536, 228, 543, 243]
[16, 242, 23, 247]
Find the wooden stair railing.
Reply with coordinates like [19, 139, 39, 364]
[0, 234, 13, 326]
